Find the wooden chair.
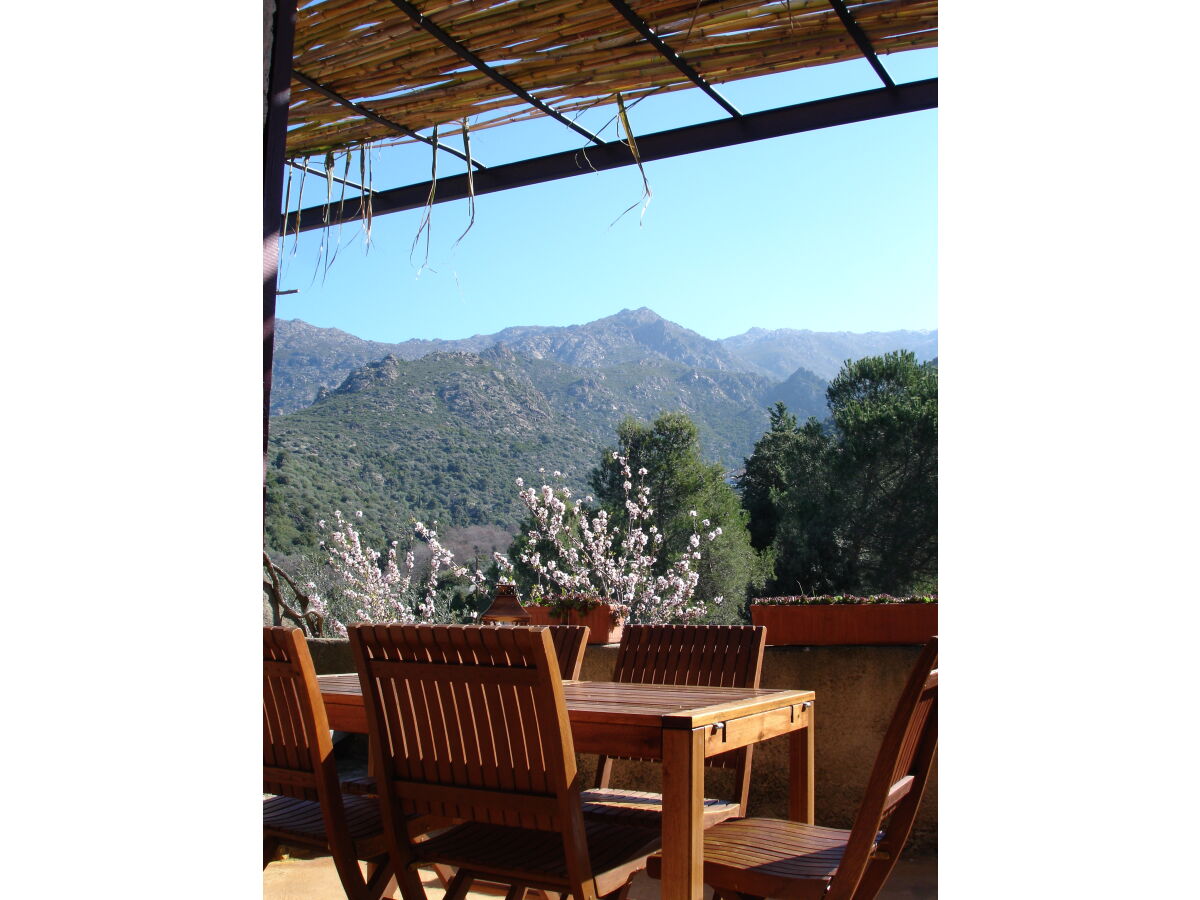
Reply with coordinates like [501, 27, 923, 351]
[548, 624, 590, 680]
[580, 624, 766, 829]
[263, 626, 395, 900]
[342, 624, 589, 799]
[647, 637, 939, 900]
[348, 623, 660, 900]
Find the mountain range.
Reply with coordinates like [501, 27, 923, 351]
[270, 308, 937, 416]
[265, 309, 936, 555]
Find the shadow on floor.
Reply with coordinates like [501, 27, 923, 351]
[264, 853, 936, 899]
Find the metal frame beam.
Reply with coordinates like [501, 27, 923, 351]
[386, 0, 605, 146]
[285, 78, 935, 233]
[264, 0, 297, 472]
[604, 0, 740, 118]
[828, 0, 894, 88]
[292, 70, 484, 168]
[287, 160, 374, 193]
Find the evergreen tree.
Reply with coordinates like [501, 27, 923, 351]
[748, 352, 937, 596]
[738, 401, 800, 552]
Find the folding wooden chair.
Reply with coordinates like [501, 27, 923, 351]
[348, 623, 660, 900]
[341, 624, 589, 799]
[548, 624, 590, 680]
[263, 626, 395, 900]
[647, 637, 939, 900]
[581, 624, 767, 829]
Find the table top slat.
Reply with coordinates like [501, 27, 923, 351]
[318, 674, 813, 729]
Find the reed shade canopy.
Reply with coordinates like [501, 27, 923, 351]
[284, 0, 937, 176]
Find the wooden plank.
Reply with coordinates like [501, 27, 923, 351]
[701, 703, 811, 756]
[570, 719, 662, 759]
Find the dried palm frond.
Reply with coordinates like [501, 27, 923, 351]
[610, 92, 652, 227]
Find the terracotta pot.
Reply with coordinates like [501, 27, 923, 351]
[750, 603, 937, 646]
[525, 602, 625, 645]
[479, 583, 532, 625]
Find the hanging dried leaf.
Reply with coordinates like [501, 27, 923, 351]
[610, 92, 652, 227]
[453, 118, 476, 249]
[410, 125, 438, 273]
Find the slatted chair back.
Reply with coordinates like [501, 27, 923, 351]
[265, 626, 389, 898]
[828, 636, 939, 900]
[549, 624, 589, 680]
[348, 624, 601, 899]
[597, 624, 766, 809]
[263, 625, 339, 804]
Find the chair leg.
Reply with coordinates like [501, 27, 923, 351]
[432, 863, 456, 890]
[442, 868, 476, 900]
[395, 865, 431, 900]
[364, 855, 398, 900]
[330, 851, 372, 900]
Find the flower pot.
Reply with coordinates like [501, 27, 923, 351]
[525, 602, 625, 644]
[750, 602, 937, 646]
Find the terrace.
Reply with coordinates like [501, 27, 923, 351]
[264, 2, 938, 897]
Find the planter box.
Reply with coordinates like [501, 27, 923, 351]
[750, 603, 937, 646]
[525, 603, 625, 645]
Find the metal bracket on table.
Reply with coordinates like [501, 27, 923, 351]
[711, 721, 727, 742]
[790, 701, 813, 722]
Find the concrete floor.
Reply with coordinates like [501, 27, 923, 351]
[263, 853, 937, 899]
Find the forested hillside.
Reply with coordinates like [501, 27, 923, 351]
[265, 346, 814, 553]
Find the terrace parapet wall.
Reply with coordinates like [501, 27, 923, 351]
[306, 638, 938, 854]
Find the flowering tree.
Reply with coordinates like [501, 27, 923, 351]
[313, 510, 488, 633]
[513, 458, 723, 624]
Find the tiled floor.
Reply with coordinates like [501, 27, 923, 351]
[263, 853, 937, 899]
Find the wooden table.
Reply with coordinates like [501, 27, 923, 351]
[319, 674, 816, 900]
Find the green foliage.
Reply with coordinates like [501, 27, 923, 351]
[748, 352, 937, 596]
[590, 413, 770, 622]
[263, 348, 798, 557]
[752, 593, 937, 606]
[738, 402, 799, 552]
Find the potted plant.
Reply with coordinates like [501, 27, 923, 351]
[749, 594, 937, 646]
[523, 591, 626, 644]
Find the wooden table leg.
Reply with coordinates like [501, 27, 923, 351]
[788, 701, 815, 823]
[661, 726, 705, 900]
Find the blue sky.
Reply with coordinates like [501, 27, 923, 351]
[277, 49, 937, 343]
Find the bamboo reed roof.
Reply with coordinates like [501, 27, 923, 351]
[286, 0, 937, 159]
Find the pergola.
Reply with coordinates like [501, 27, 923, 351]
[262, 0, 938, 454]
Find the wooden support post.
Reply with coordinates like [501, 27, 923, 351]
[263, 0, 297, 480]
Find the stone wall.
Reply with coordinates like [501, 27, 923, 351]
[305, 638, 937, 853]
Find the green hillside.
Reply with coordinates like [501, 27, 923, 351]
[264, 346, 803, 554]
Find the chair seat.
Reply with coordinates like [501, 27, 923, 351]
[646, 817, 857, 900]
[580, 788, 740, 829]
[414, 819, 661, 897]
[263, 793, 387, 859]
